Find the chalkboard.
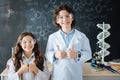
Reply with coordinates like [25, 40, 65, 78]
[0, 0, 116, 74]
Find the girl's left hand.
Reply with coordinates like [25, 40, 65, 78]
[29, 59, 39, 75]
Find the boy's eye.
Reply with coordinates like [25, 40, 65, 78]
[66, 15, 69, 18]
[57, 14, 73, 19]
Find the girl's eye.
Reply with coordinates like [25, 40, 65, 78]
[20, 39, 36, 45]
[57, 16, 63, 19]
[22, 41, 26, 44]
[60, 16, 63, 18]
[29, 40, 34, 44]
[29, 41, 32, 43]
[20, 41, 26, 44]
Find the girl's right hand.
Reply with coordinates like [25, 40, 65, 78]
[17, 60, 29, 78]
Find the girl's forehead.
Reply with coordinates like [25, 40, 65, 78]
[22, 36, 33, 40]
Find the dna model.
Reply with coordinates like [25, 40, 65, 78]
[96, 22, 111, 64]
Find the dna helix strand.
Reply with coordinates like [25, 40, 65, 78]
[96, 22, 111, 64]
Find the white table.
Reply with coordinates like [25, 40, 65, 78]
[1, 63, 120, 80]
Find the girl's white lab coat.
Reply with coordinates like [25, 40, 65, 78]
[8, 53, 49, 80]
[46, 29, 92, 80]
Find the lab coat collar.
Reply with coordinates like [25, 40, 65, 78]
[68, 29, 82, 49]
[56, 30, 67, 49]
[57, 29, 82, 50]
[22, 52, 35, 59]
[60, 29, 75, 36]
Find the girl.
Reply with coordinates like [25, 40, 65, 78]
[45, 4, 92, 80]
[8, 32, 49, 80]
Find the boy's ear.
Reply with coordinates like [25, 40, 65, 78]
[72, 18, 74, 22]
[72, 17, 74, 21]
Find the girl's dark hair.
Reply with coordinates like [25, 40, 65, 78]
[13, 32, 44, 72]
[53, 4, 76, 28]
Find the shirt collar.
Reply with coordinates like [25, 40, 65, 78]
[60, 29, 75, 36]
[22, 52, 35, 59]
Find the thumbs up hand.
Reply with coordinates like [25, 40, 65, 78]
[66, 45, 77, 59]
[54, 45, 66, 59]
[20, 60, 29, 72]
[17, 60, 29, 78]
[29, 59, 39, 75]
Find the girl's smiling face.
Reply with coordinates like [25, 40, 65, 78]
[20, 35, 35, 54]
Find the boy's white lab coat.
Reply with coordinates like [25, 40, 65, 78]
[46, 29, 92, 80]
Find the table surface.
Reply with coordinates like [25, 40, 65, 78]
[1, 63, 120, 77]
[83, 63, 120, 76]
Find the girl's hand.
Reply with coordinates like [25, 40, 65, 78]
[29, 59, 39, 75]
[17, 60, 29, 78]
